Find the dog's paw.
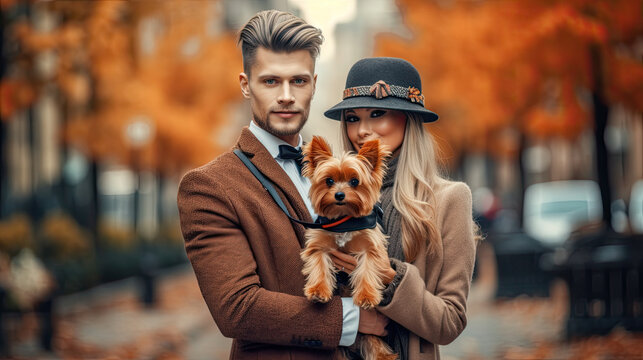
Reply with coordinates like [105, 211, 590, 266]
[356, 299, 376, 310]
[310, 294, 332, 303]
[353, 290, 382, 309]
[305, 284, 333, 303]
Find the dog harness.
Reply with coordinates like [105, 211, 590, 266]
[234, 149, 382, 233]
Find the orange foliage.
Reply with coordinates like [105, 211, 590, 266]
[375, 0, 643, 161]
[9, 0, 242, 173]
[71, 1, 241, 173]
[606, 51, 643, 112]
[0, 79, 36, 121]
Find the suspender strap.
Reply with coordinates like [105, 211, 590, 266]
[233, 149, 324, 229]
[233, 149, 381, 232]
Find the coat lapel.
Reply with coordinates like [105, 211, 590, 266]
[236, 127, 312, 245]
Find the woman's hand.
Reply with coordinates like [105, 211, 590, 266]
[329, 249, 397, 285]
[329, 250, 358, 274]
[358, 308, 389, 336]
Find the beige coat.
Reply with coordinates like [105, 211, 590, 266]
[378, 179, 477, 360]
[378, 180, 476, 360]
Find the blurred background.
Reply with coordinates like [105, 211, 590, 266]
[0, 0, 642, 359]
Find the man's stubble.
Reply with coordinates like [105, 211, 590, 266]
[252, 107, 309, 137]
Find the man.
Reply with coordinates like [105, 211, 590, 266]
[177, 10, 387, 359]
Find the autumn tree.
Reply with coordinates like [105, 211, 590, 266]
[2, 0, 242, 239]
[11, 1, 242, 173]
[376, 0, 643, 228]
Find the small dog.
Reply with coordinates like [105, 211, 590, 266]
[301, 136, 396, 360]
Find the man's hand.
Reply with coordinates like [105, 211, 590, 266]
[358, 308, 389, 336]
[329, 250, 397, 285]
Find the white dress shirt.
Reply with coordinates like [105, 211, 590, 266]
[248, 121, 315, 219]
[248, 120, 359, 346]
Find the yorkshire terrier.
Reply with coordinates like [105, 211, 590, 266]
[301, 136, 397, 360]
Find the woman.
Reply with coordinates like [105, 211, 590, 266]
[324, 57, 479, 360]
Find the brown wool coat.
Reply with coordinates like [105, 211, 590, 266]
[377, 179, 477, 360]
[177, 127, 343, 359]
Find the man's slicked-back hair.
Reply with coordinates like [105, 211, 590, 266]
[238, 10, 323, 76]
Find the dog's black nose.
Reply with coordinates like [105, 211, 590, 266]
[335, 192, 345, 201]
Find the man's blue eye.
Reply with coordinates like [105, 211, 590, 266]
[293, 79, 305, 84]
[326, 178, 334, 187]
[265, 79, 276, 85]
[349, 178, 359, 187]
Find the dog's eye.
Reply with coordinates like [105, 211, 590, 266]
[326, 178, 334, 187]
[349, 178, 359, 187]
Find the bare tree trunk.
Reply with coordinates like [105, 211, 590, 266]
[89, 160, 100, 246]
[156, 170, 164, 233]
[517, 131, 527, 228]
[591, 46, 612, 230]
[0, 121, 5, 219]
[0, 12, 6, 219]
[28, 107, 38, 219]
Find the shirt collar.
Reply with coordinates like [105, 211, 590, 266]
[249, 120, 303, 159]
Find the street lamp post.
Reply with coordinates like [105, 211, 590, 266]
[125, 115, 154, 237]
[124, 115, 158, 307]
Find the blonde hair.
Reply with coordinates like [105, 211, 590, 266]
[341, 112, 442, 262]
[238, 10, 323, 76]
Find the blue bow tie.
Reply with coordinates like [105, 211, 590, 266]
[278, 145, 303, 174]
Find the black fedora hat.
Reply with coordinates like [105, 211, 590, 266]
[324, 57, 438, 123]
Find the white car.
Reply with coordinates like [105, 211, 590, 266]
[523, 180, 603, 247]
[631, 179, 643, 233]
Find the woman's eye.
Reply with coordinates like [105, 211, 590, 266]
[326, 178, 335, 187]
[345, 115, 359, 123]
[349, 178, 359, 187]
[371, 110, 386, 118]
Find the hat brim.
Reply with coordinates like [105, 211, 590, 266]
[324, 96, 438, 123]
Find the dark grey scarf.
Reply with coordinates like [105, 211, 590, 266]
[378, 155, 410, 360]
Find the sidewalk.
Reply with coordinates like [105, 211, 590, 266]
[9, 264, 232, 360]
[7, 255, 643, 360]
[442, 242, 643, 360]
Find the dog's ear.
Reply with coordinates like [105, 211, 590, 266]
[302, 136, 333, 177]
[357, 139, 389, 173]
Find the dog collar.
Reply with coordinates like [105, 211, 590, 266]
[314, 205, 383, 233]
[234, 149, 384, 232]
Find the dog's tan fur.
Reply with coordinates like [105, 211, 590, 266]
[301, 136, 397, 360]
